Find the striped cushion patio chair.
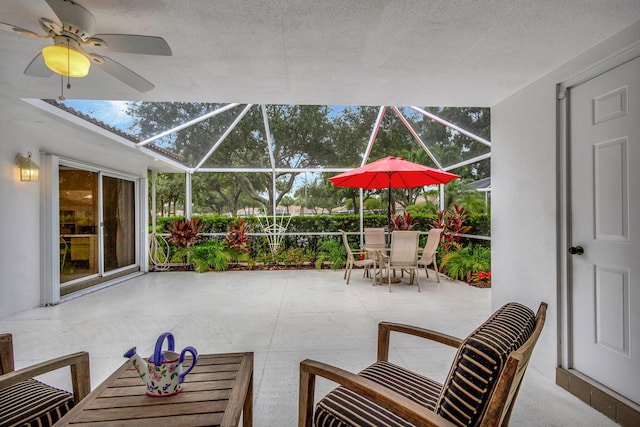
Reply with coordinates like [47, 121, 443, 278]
[0, 333, 91, 427]
[300, 302, 547, 427]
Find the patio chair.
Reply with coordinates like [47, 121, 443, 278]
[0, 333, 91, 427]
[418, 228, 443, 283]
[386, 230, 421, 292]
[299, 301, 547, 427]
[364, 227, 386, 246]
[339, 230, 375, 285]
[363, 227, 389, 278]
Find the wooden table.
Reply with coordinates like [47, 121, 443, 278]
[55, 352, 253, 427]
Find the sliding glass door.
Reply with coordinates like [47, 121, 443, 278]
[102, 175, 136, 272]
[59, 165, 138, 291]
[59, 166, 99, 283]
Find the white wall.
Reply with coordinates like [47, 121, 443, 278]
[492, 21, 640, 378]
[0, 97, 149, 317]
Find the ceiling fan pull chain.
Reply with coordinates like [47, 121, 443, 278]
[66, 38, 71, 91]
[58, 73, 65, 101]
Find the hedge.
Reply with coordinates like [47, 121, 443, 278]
[153, 213, 490, 236]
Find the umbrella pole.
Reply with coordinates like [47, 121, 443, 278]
[387, 182, 392, 246]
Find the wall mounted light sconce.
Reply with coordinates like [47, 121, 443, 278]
[15, 152, 39, 182]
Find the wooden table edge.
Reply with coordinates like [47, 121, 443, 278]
[54, 351, 255, 427]
[221, 352, 254, 427]
[55, 358, 132, 426]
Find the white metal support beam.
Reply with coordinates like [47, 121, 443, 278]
[362, 106, 386, 166]
[391, 106, 444, 169]
[261, 104, 278, 217]
[185, 172, 192, 219]
[138, 103, 241, 147]
[193, 104, 254, 171]
[409, 106, 492, 147]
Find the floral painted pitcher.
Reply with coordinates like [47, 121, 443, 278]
[124, 332, 198, 397]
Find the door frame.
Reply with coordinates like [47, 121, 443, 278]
[556, 43, 640, 419]
[41, 153, 147, 305]
[557, 41, 640, 371]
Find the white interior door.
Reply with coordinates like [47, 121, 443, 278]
[569, 56, 640, 404]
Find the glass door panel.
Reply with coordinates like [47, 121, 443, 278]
[102, 176, 136, 272]
[59, 167, 99, 284]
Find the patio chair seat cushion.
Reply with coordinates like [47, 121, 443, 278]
[435, 302, 537, 426]
[314, 360, 443, 426]
[0, 379, 74, 427]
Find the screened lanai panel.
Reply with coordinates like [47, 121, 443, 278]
[396, 106, 491, 169]
[58, 100, 231, 140]
[269, 105, 375, 169]
[203, 105, 272, 169]
[366, 107, 431, 164]
[152, 104, 249, 168]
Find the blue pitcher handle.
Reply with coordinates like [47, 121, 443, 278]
[178, 346, 198, 383]
[151, 332, 175, 365]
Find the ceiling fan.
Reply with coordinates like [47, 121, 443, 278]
[0, 0, 172, 93]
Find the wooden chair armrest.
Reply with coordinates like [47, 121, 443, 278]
[299, 358, 456, 427]
[0, 351, 91, 403]
[377, 322, 463, 361]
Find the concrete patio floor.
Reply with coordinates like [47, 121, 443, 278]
[0, 269, 615, 426]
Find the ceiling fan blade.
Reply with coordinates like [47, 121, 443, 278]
[90, 34, 172, 56]
[0, 21, 41, 38]
[24, 53, 54, 77]
[45, 0, 95, 37]
[94, 56, 154, 92]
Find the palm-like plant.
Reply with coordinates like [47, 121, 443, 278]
[315, 238, 346, 270]
[430, 205, 472, 250]
[391, 211, 416, 230]
[441, 244, 491, 282]
[189, 240, 232, 273]
[167, 218, 203, 247]
[225, 218, 252, 261]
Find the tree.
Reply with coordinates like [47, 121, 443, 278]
[133, 103, 490, 217]
[151, 173, 184, 216]
[280, 195, 295, 214]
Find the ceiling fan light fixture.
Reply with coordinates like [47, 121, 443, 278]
[42, 44, 90, 77]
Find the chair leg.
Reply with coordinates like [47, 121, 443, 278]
[434, 258, 440, 283]
[414, 268, 421, 292]
[345, 261, 352, 284]
[371, 261, 378, 286]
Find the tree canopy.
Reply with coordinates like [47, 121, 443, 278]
[130, 103, 490, 216]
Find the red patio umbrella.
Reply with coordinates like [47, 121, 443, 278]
[329, 156, 460, 236]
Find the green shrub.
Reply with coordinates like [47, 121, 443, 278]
[189, 239, 232, 272]
[441, 244, 491, 282]
[314, 237, 345, 270]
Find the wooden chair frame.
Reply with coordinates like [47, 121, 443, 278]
[0, 333, 91, 405]
[300, 302, 547, 427]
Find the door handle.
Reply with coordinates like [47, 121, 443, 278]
[568, 246, 584, 255]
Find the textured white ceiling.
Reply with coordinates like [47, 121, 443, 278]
[1, 0, 639, 107]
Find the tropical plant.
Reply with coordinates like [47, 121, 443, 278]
[314, 238, 346, 270]
[281, 247, 311, 266]
[225, 218, 252, 261]
[167, 218, 203, 247]
[471, 270, 491, 284]
[391, 211, 416, 230]
[188, 240, 232, 273]
[430, 205, 472, 250]
[441, 244, 491, 282]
